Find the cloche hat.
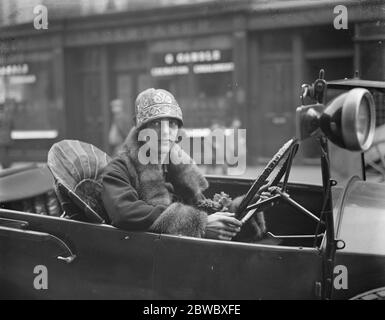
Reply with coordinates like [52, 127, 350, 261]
[135, 88, 183, 128]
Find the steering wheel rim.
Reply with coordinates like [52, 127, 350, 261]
[236, 138, 298, 220]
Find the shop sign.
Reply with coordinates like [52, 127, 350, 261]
[164, 50, 222, 65]
[9, 75, 37, 85]
[11, 130, 58, 140]
[0, 64, 29, 76]
[151, 65, 189, 77]
[193, 62, 234, 74]
[151, 49, 233, 76]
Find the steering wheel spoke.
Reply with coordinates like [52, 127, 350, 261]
[237, 138, 299, 220]
[242, 194, 282, 224]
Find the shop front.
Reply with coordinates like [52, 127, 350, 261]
[64, 43, 151, 153]
[64, 34, 240, 156]
[149, 36, 236, 130]
[0, 47, 64, 163]
[2, 0, 383, 167]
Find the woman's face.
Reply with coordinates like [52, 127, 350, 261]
[146, 118, 180, 155]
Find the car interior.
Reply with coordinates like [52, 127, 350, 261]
[205, 176, 327, 248]
[0, 160, 328, 249]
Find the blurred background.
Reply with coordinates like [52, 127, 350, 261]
[0, 0, 384, 184]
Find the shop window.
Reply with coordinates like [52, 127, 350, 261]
[109, 44, 150, 128]
[193, 72, 234, 128]
[154, 71, 234, 128]
[156, 74, 192, 122]
[0, 58, 58, 137]
[151, 48, 234, 128]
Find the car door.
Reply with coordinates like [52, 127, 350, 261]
[0, 209, 158, 299]
[153, 235, 323, 299]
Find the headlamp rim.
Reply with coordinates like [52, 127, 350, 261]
[341, 88, 376, 151]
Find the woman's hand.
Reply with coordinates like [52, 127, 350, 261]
[204, 212, 243, 241]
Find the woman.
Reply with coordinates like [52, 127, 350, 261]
[101, 88, 265, 241]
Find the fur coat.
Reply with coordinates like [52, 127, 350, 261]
[101, 126, 209, 237]
[101, 126, 266, 240]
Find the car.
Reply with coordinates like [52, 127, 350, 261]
[0, 72, 385, 300]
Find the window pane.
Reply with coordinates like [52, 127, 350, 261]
[193, 72, 233, 128]
[0, 59, 58, 132]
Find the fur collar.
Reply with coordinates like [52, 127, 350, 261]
[118, 127, 208, 207]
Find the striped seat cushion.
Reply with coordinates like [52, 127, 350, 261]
[47, 140, 111, 223]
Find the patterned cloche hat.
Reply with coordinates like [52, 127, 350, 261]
[135, 88, 183, 128]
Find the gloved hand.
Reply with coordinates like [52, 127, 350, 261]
[228, 195, 267, 242]
[198, 192, 267, 242]
[204, 211, 242, 241]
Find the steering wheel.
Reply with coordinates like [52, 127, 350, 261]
[236, 138, 299, 222]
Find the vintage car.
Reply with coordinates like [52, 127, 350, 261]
[1, 73, 385, 300]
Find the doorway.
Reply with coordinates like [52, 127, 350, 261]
[111, 72, 151, 125]
[65, 48, 105, 150]
[259, 60, 294, 158]
[109, 44, 150, 134]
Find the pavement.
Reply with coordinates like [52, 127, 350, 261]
[201, 164, 322, 185]
[201, 163, 383, 186]
[1, 162, 382, 187]
[242, 165, 323, 185]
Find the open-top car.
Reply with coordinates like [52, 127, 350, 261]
[1, 73, 385, 300]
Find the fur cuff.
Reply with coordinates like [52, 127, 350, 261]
[149, 202, 207, 237]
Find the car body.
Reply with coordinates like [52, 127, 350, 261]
[1, 76, 385, 300]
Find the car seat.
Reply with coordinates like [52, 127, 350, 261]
[0, 164, 61, 216]
[47, 140, 111, 224]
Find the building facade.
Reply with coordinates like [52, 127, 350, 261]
[0, 0, 384, 164]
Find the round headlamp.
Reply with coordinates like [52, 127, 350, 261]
[341, 88, 375, 151]
[320, 88, 376, 151]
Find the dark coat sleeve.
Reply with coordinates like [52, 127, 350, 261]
[101, 158, 165, 231]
